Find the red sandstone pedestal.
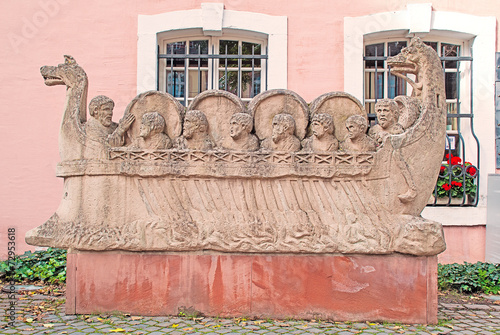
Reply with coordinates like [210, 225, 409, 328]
[65, 252, 438, 324]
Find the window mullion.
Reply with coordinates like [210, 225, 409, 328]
[238, 42, 242, 98]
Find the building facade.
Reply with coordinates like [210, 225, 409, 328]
[1, 0, 498, 262]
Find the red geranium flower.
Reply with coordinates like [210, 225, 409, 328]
[451, 181, 463, 187]
[467, 166, 477, 176]
[442, 184, 452, 191]
[445, 153, 452, 159]
[440, 166, 446, 172]
[450, 156, 462, 165]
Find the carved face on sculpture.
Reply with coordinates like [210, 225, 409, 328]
[375, 99, 399, 129]
[89, 95, 115, 128]
[183, 110, 208, 139]
[230, 113, 252, 140]
[311, 114, 334, 139]
[140, 112, 166, 138]
[272, 113, 295, 144]
[345, 115, 368, 140]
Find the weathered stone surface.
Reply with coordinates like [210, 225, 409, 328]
[124, 90, 183, 146]
[301, 113, 339, 152]
[249, 89, 309, 142]
[65, 252, 439, 324]
[309, 91, 365, 142]
[27, 37, 447, 256]
[188, 89, 246, 148]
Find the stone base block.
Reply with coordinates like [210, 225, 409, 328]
[66, 252, 438, 324]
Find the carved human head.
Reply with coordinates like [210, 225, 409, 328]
[311, 113, 334, 139]
[139, 112, 166, 138]
[89, 95, 115, 127]
[375, 99, 399, 129]
[272, 113, 296, 143]
[345, 115, 368, 140]
[183, 110, 209, 139]
[230, 113, 253, 140]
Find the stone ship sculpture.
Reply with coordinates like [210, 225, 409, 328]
[27, 37, 446, 256]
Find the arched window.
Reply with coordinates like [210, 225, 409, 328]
[137, 5, 287, 100]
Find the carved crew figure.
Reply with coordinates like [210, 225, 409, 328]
[340, 115, 376, 152]
[369, 99, 404, 145]
[226, 112, 259, 151]
[262, 113, 301, 152]
[86, 95, 135, 147]
[175, 110, 214, 150]
[301, 113, 339, 152]
[132, 112, 172, 150]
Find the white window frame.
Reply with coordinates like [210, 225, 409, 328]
[137, 4, 287, 94]
[363, 37, 472, 133]
[344, 4, 495, 225]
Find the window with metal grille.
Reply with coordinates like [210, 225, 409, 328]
[157, 35, 268, 106]
[363, 39, 480, 207]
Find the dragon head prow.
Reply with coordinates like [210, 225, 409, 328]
[387, 37, 428, 76]
[40, 55, 87, 87]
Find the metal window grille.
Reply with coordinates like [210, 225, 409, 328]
[363, 41, 479, 207]
[157, 41, 268, 106]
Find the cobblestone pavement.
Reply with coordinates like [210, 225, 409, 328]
[1, 292, 499, 334]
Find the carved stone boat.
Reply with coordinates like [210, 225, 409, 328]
[27, 37, 446, 257]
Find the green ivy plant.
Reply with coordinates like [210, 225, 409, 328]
[438, 262, 500, 294]
[0, 248, 66, 284]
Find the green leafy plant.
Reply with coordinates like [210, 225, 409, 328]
[435, 153, 477, 198]
[0, 248, 66, 284]
[438, 262, 500, 294]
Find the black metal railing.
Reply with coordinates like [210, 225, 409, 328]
[157, 44, 268, 106]
[363, 49, 479, 207]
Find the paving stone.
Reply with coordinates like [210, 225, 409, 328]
[3, 292, 500, 335]
[464, 304, 492, 310]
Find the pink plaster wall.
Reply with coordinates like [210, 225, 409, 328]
[438, 226, 486, 264]
[1, 0, 499, 259]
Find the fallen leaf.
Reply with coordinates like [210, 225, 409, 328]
[58, 332, 68, 334]
[25, 318, 33, 323]
[183, 327, 194, 331]
[23, 328, 34, 331]
[109, 328, 126, 333]
[130, 316, 143, 321]
[172, 324, 179, 328]
[254, 320, 264, 325]
[43, 324, 54, 328]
